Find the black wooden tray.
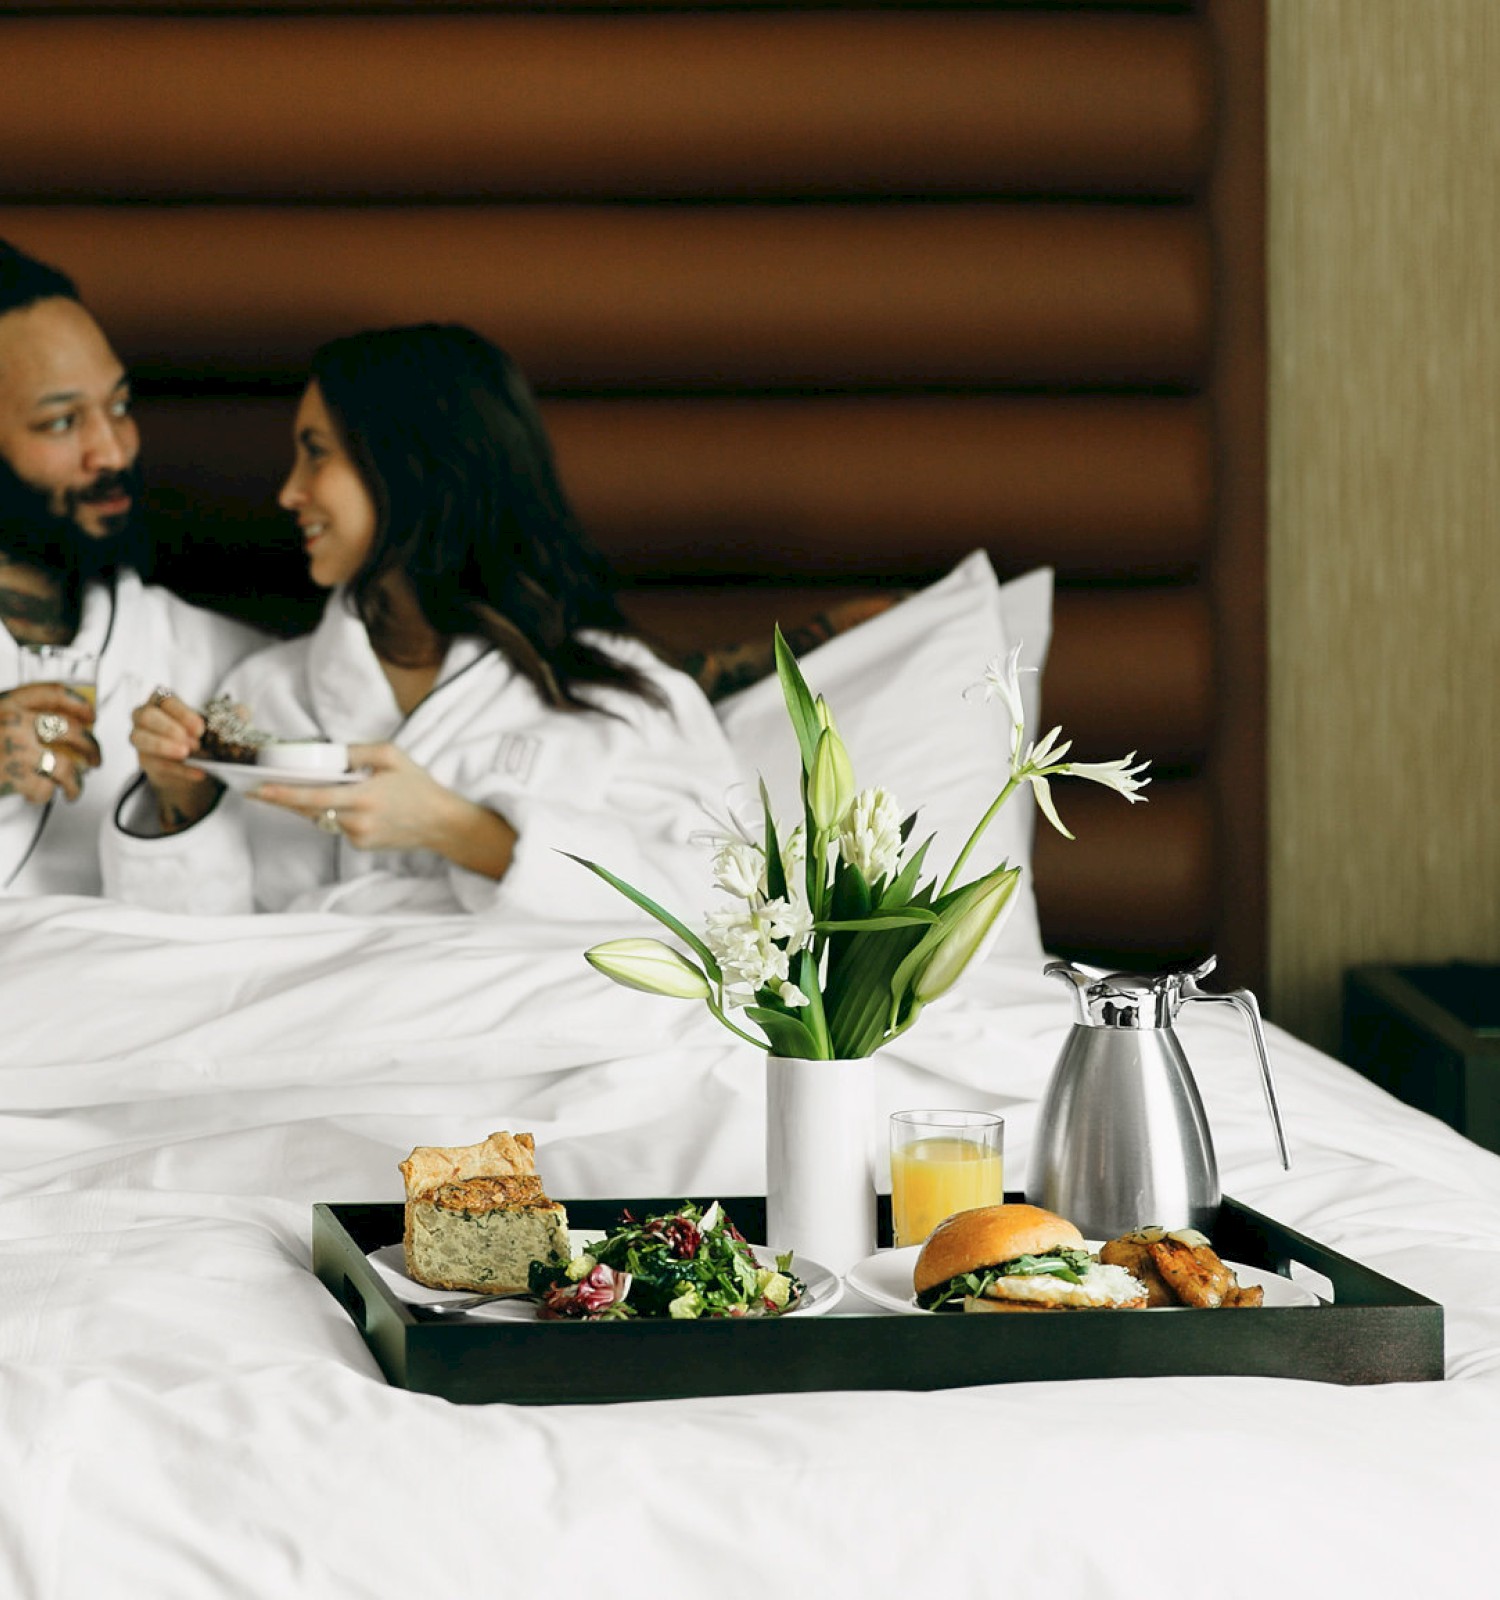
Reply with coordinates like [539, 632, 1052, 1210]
[312, 1194, 1443, 1405]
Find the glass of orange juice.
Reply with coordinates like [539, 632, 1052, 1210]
[889, 1110, 1005, 1248]
[18, 643, 99, 709]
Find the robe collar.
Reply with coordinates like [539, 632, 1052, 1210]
[304, 590, 496, 743]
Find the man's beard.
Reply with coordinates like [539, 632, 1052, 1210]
[0, 452, 152, 585]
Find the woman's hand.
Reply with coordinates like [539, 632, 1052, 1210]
[129, 689, 220, 832]
[252, 742, 517, 880]
[0, 684, 101, 804]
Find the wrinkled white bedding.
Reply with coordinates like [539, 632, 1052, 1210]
[2, 894, 1499, 1599]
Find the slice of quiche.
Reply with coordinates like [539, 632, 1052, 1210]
[400, 1132, 570, 1293]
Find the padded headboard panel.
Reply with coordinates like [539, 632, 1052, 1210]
[0, 0, 1266, 992]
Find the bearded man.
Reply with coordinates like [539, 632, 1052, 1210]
[1, 239, 265, 895]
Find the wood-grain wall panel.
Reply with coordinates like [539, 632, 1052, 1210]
[136, 395, 1212, 580]
[0, 14, 1208, 199]
[0, 206, 1211, 390]
[1034, 779, 1215, 959]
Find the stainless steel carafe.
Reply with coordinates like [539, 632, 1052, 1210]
[1026, 957, 1290, 1238]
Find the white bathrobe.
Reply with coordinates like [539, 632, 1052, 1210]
[103, 593, 744, 922]
[1, 571, 266, 897]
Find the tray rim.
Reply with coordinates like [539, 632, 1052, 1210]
[312, 1193, 1444, 1405]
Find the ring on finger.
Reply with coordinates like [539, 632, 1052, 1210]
[34, 748, 58, 780]
[35, 712, 69, 745]
[315, 807, 342, 835]
[149, 686, 174, 708]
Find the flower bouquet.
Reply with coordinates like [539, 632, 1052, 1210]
[574, 629, 1150, 1061]
[570, 627, 1148, 1271]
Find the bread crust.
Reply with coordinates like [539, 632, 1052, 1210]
[913, 1203, 1085, 1295]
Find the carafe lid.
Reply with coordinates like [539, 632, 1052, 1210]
[1045, 958, 1218, 1029]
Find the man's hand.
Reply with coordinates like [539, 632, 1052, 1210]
[0, 684, 101, 804]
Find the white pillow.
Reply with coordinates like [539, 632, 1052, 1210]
[715, 551, 1053, 959]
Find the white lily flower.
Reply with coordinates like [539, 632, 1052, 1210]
[1063, 752, 1152, 801]
[1021, 725, 1072, 773]
[839, 787, 904, 882]
[1028, 773, 1074, 840]
[712, 837, 765, 901]
[969, 644, 1036, 763]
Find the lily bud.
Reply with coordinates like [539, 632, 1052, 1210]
[807, 725, 856, 831]
[585, 938, 711, 999]
[910, 867, 1021, 1002]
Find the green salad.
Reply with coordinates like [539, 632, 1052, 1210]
[528, 1201, 805, 1321]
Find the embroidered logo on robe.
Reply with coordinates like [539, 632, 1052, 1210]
[498, 733, 541, 785]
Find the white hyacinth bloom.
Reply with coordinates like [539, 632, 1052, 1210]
[762, 894, 815, 953]
[712, 836, 765, 901]
[774, 978, 811, 1009]
[838, 787, 904, 882]
[705, 906, 793, 1004]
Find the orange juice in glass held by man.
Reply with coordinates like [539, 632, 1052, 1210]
[889, 1110, 1005, 1249]
[19, 644, 98, 708]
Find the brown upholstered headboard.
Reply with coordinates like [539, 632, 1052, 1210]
[0, 0, 1265, 992]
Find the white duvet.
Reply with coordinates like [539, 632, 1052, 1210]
[2, 893, 1498, 1600]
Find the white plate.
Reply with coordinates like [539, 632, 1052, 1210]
[844, 1243, 1321, 1316]
[368, 1230, 844, 1321]
[187, 758, 365, 791]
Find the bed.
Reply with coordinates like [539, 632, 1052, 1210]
[3, 559, 1500, 1597]
[4, 4, 1499, 1596]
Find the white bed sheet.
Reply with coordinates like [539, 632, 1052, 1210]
[2, 893, 1499, 1599]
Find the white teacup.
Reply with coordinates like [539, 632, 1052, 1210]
[258, 740, 349, 775]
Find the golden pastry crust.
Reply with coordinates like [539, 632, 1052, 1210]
[399, 1131, 536, 1202]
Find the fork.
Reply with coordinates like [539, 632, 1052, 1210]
[407, 1289, 532, 1318]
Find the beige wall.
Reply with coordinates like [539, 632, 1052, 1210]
[1268, 0, 1500, 1051]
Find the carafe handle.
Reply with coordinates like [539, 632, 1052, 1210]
[1181, 973, 1291, 1169]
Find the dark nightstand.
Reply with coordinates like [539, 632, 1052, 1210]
[1342, 964, 1500, 1155]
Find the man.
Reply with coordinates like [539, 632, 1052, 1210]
[0, 238, 265, 895]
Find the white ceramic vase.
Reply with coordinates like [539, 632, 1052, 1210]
[764, 1053, 876, 1277]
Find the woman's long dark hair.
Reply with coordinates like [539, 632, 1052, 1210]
[309, 323, 660, 711]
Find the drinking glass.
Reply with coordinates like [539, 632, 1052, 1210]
[17, 643, 99, 709]
[889, 1110, 1005, 1249]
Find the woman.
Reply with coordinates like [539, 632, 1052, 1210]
[103, 325, 741, 918]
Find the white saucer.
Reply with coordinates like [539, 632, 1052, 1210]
[187, 758, 364, 792]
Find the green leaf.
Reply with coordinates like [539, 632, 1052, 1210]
[814, 911, 937, 933]
[876, 836, 934, 912]
[796, 946, 833, 1057]
[563, 853, 722, 981]
[745, 1006, 821, 1059]
[829, 861, 873, 924]
[823, 922, 927, 1057]
[760, 779, 788, 902]
[774, 625, 822, 775]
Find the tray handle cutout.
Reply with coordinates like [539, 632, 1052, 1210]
[1286, 1258, 1336, 1303]
[339, 1272, 373, 1332]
